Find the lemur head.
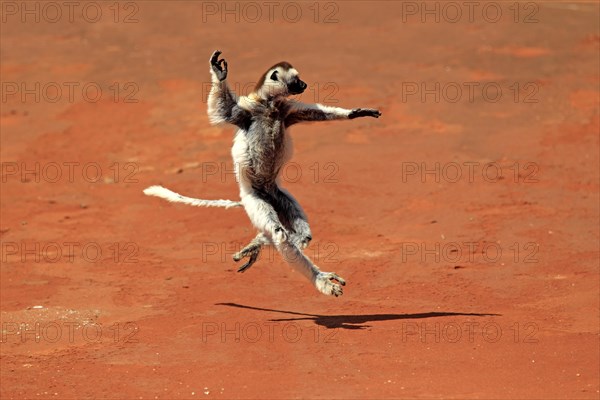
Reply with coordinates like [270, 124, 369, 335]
[254, 62, 307, 100]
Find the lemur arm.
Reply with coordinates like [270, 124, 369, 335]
[207, 50, 251, 128]
[285, 101, 381, 127]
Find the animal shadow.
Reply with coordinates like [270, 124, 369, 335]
[216, 303, 500, 330]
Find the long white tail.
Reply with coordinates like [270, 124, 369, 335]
[143, 185, 242, 209]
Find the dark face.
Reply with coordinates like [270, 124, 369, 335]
[287, 76, 307, 95]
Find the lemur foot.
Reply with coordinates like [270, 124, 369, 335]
[236, 250, 260, 273]
[233, 242, 259, 262]
[210, 50, 228, 81]
[233, 239, 263, 272]
[348, 108, 381, 119]
[315, 272, 346, 297]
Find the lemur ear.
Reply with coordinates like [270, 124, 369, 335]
[270, 70, 278, 81]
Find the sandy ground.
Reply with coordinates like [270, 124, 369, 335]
[1, 1, 599, 399]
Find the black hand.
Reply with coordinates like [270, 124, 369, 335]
[210, 50, 228, 81]
[348, 108, 381, 119]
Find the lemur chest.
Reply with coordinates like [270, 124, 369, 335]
[249, 103, 289, 152]
[243, 102, 293, 183]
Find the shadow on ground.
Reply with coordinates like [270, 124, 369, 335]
[216, 303, 500, 329]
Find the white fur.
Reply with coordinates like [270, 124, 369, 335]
[143, 185, 241, 209]
[232, 131, 286, 244]
[289, 101, 352, 120]
[207, 81, 229, 125]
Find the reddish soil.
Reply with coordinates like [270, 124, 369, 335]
[1, 2, 598, 399]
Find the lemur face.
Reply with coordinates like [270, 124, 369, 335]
[256, 62, 307, 98]
[283, 69, 307, 95]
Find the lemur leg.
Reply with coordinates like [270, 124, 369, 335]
[275, 240, 345, 297]
[233, 232, 268, 261]
[239, 189, 345, 296]
[233, 232, 270, 273]
[273, 187, 312, 249]
[271, 189, 344, 296]
[240, 192, 288, 245]
[233, 188, 310, 272]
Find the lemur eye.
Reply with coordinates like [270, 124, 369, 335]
[270, 71, 278, 81]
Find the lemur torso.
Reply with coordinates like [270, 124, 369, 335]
[232, 97, 294, 193]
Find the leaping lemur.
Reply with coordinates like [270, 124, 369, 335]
[144, 50, 381, 296]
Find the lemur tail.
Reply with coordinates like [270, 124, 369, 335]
[143, 185, 242, 209]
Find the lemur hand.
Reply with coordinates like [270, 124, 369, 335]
[348, 108, 381, 119]
[210, 50, 228, 81]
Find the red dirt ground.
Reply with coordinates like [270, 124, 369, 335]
[1, 2, 598, 399]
